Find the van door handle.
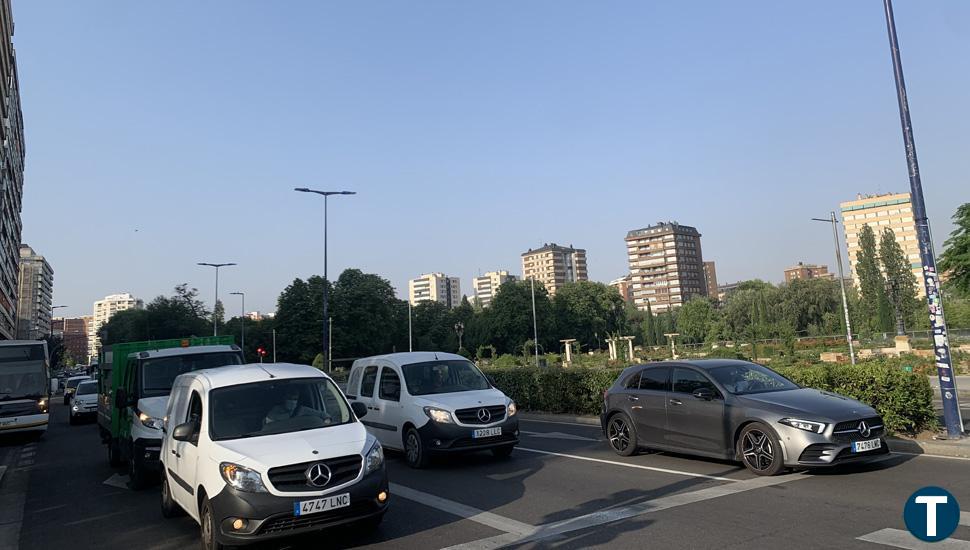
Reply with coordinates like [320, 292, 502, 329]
[171, 449, 180, 458]
[669, 399, 683, 406]
[627, 395, 639, 402]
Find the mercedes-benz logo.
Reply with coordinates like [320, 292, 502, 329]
[305, 463, 332, 488]
[858, 420, 871, 438]
[477, 408, 492, 423]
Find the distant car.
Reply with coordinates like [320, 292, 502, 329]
[63, 376, 90, 405]
[69, 380, 99, 425]
[601, 359, 888, 476]
[160, 363, 388, 549]
[346, 352, 519, 468]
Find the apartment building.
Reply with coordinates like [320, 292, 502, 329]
[784, 262, 831, 283]
[473, 270, 516, 307]
[521, 243, 587, 296]
[626, 222, 706, 313]
[840, 192, 923, 294]
[15, 244, 53, 339]
[0, 1, 25, 340]
[609, 275, 633, 303]
[89, 293, 144, 360]
[52, 316, 90, 364]
[703, 261, 718, 299]
[408, 273, 461, 308]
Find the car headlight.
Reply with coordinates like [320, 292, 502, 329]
[423, 406, 454, 424]
[138, 411, 164, 430]
[220, 462, 268, 493]
[779, 418, 827, 434]
[72, 404, 80, 412]
[508, 401, 517, 417]
[365, 439, 384, 474]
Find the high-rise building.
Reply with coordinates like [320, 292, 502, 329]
[609, 275, 633, 303]
[626, 222, 706, 313]
[89, 293, 144, 360]
[473, 270, 516, 307]
[0, 1, 25, 340]
[702, 261, 718, 300]
[408, 273, 461, 308]
[521, 243, 588, 296]
[784, 262, 831, 283]
[840, 192, 923, 294]
[52, 316, 90, 364]
[15, 245, 53, 340]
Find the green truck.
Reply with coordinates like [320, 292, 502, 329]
[97, 336, 243, 488]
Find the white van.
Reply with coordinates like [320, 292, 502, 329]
[346, 352, 519, 468]
[160, 363, 388, 549]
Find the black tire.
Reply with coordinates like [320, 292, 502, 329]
[606, 412, 638, 456]
[491, 444, 515, 459]
[404, 428, 430, 469]
[107, 440, 122, 468]
[737, 422, 785, 476]
[128, 456, 149, 490]
[161, 475, 183, 518]
[199, 497, 226, 550]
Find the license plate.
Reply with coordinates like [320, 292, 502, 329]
[852, 438, 881, 453]
[0, 419, 14, 426]
[294, 493, 350, 516]
[473, 427, 502, 438]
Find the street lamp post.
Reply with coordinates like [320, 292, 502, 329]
[812, 213, 856, 365]
[197, 262, 236, 336]
[454, 321, 464, 352]
[530, 277, 539, 367]
[294, 188, 356, 373]
[229, 292, 245, 359]
[50, 305, 67, 339]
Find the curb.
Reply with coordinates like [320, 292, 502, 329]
[519, 413, 970, 459]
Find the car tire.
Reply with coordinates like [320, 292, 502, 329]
[161, 475, 183, 518]
[404, 428, 429, 469]
[737, 422, 785, 476]
[491, 444, 515, 459]
[200, 497, 226, 550]
[606, 412, 638, 456]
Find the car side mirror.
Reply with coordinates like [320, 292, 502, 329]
[172, 421, 197, 442]
[351, 401, 368, 419]
[692, 388, 715, 401]
[114, 388, 128, 409]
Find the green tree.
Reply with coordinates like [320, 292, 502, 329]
[274, 276, 326, 364]
[98, 284, 212, 346]
[641, 302, 657, 346]
[855, 224, 893, 333]
[486, 280, 555, 355]
[330, 269, 407, 359]
[676, 296, 715, 344]
[939, 203, 970, 296]
[213, 299, 225, 327]
[552, 281, 626, 350]
[880, 227, 920, 332]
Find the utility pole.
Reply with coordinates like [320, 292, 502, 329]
[812, 213, 856, 365]
[272, 328, 277, 363]
[197, 262, 236, 336]
[531, 277, 539, 367]
[882, 0, 962, 437]
[230, 292, 245, 359]
[408, 301, 413, 352]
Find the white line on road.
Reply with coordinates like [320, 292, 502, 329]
[62, 510, 128, 527]
[962, 512, 970, 526]
[519, 418, 599, 428]
[102, 474, 130, 490]
[519, 430, 599, 442]
[389, 483, 536, 537]
[444, 472, 805, 550]
[516, 447, 740, 482]
[891, 452, 970, 462]
[857, 528, 970, 549]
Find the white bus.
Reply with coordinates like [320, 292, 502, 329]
[0, 340, 50, 435]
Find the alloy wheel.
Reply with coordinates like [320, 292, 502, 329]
[406, 432, 420, 464]
[741, 429, 774, 471]
[608, 417, 630, 452]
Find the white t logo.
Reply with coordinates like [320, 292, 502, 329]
[915, 495, 948, 537]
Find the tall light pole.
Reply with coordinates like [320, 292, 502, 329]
[812, 213, 856, 365]
[882, 0, 962, 437]
[530, 277, 539, 367]
[50, 305, 67, 339]
[294, 188, 356, 373]
[454, 321, 464, 352]
[197, 262, 236, 336]
[229, 292, 245, 359]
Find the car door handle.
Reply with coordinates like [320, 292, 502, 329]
[171, 449, 180, 458]
[669, 399, 683, 406]
[627, 395, 639, 402]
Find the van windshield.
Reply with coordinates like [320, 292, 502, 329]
[401, 360, 491, 396]
[76, 382, 98, 395]
[208, 377, 353, 441]
[140, 352, 243, 398]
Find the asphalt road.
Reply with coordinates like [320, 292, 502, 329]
[1, 402, 969, 550]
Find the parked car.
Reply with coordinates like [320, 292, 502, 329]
[346, 352, 519, 468]
[69, 380, 99, 425]
[63, 376, 90, 405]
[160, 363, 388, 549]
[601, 359, 888, 475]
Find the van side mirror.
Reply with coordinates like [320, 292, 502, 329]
[114, 388, 128, 409]
[692, 388, 715, 401]
[172, 421, 197, 442]
[351, 401, 367, 419]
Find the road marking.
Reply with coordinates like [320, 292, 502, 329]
[102, 474, 130, 489]
[891, 451, 970, 462]
[963, 512, 970, 526]
[857, 528, 970, 549]
[30, 504, 66, 514]
[520, 430, 599, 442]
[62, 510, 128, 527]
[520, 418, 599, 428]
[389, 483, 536, 536]
[516, 447, 740, 482]
[0, 466, 6, 484]
[445, 472, 805, 550]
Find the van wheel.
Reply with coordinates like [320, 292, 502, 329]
[107, 440, 122, 468]
[404, 428, 429, 469]
[200, 497, 226, 550]
[160, 476, 183, 518]
[491, 445, 514, 459]
[128, 457, 149, 490]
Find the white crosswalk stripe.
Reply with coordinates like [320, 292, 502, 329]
[857, 528, 970, 549]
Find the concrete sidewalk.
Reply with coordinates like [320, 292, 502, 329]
[519, 412, 970, 459]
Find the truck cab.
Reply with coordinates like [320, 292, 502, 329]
[99, 339, 243, 489]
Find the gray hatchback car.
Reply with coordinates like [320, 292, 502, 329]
[601, 359, 889, 475]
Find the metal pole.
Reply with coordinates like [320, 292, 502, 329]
[830, 212, 857, 365]
[230, 292, 245, 358]
[213, 266, 219, 336]
[323, 195, 329, 373]
[328, 316, 332, 373]
[531, 278, 539, 367]
[408, 301, 412, 352]
[883, 0, 962, 437]
[272, 329, 277, 363]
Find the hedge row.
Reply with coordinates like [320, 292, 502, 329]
[485, 362, 936, 434]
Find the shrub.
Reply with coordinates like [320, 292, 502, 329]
[485, 367, 624, 415]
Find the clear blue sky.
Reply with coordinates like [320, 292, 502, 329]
[13, 1, 969, 318]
